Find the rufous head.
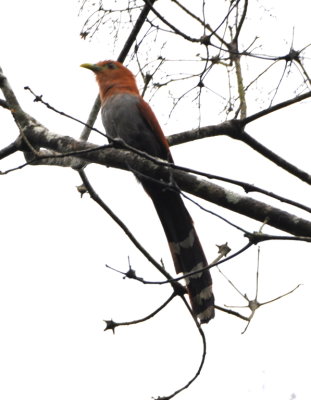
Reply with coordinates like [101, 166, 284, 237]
[81, 60, 139, 100]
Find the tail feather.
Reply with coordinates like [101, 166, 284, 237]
[143, 182, 215, 324]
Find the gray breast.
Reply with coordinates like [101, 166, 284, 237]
[101, 93, 167, 158]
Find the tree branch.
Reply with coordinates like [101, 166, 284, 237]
[243, 91, 311, 125]
[168, 91, 311, 146]
[104, 293, 177, 332]
[236, 129, 311, 184]
[10, 116, 311, 238]
[0, 141, 19, 160]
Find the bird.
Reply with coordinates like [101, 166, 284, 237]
[81, 60, 215, 324]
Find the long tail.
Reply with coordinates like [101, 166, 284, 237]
[143, 183, 215, 324]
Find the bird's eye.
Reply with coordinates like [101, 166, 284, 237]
[107, 62, 117, 70]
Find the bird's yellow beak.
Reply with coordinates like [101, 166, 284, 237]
[80, 63, 102, 72]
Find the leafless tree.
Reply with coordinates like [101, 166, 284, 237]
[1, 1, 310, 398]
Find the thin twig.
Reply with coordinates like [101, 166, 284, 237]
[104, 293, 176, 332]
[79, 170, 169, 277]
[242, 91, 311, 125]
[215, 305, 249, 321]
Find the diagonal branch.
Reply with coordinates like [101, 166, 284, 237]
[0, 142, 19, 160]
[168, 91, 311, 146]
[243, 91, 311, 125]
[168, 92, 311, 184]
[234, 129, 311, 184]
[13, 88, 311, 213]
[79, 170, 172, 280]
[12, 117, 311, 238]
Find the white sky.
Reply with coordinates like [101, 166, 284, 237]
[0, 1, 310, 399]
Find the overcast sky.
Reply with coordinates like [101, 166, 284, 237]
[1, 1, 310, 399]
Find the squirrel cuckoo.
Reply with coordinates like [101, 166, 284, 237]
[81, 60, 214, 323]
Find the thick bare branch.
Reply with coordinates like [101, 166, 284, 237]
[236, 129, 311, 184]
[0, 98, 10, 109]
[11, 116, 311, 238]
[0, 142, 19, 160]
[169, 91, 311, 145]
[0, 67, 22, 113]
[168, 93, 311, 184]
